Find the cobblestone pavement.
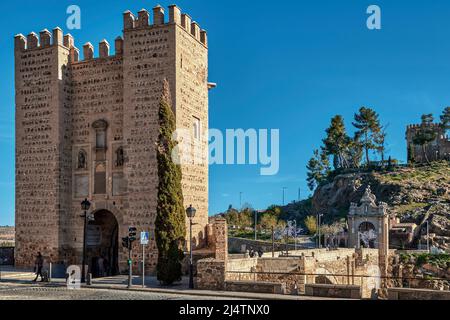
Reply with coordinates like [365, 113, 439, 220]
[0, 284, 240, 300]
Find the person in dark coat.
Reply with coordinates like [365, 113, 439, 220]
[33, 252, 44, 282]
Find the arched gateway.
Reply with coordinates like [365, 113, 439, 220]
[86, 210, 119, 277]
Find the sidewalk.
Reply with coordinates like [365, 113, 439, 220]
[87, 276, 343, 300]
[0, 273, 346, 300]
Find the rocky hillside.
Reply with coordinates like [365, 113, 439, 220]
[282, 162, 450, 250]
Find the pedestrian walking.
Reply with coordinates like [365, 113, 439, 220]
[33, 252, 44, 282]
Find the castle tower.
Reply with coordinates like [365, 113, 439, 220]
[14, 28, 72, 266]
[14, 5, 210, 274]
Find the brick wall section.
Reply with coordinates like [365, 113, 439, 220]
[196, 259, 226, 290]
[195, 218, 228, 290]
[388, 288, 450, 300]
[305, 284, 362, 299]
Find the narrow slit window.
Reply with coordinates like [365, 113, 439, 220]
[193, 117, 201, 141]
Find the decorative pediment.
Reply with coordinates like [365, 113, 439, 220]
[349, 185, 388, 217]
[92, 119, 108, 131]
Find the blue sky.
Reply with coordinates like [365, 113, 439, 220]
[1, 0, 450, 225]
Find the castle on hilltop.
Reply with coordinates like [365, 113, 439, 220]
[14, 5, 211, 274]
[406, 123, 450, 163]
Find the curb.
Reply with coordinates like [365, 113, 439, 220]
[84, 284, 322, 300]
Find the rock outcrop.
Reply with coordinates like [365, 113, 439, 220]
[310, 162, 450, 250]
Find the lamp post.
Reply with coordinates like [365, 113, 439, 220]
[293, 220, 297, 251]
[186, 205, 197, 289]
[80, 198, 91, 284]
[254, 210, 258, 241]
[317, 213, 324, 249]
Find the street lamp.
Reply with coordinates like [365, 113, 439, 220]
[80, 198, 91, 284]
[317, 213, 324, 249]
[186, 205, 197, 289]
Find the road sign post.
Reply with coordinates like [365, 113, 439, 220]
[140, 231, 149, 288]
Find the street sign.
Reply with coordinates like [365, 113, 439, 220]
[140, 232, 149, 245]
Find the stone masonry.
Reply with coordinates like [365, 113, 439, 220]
[406, 123, 450, 163]
[14, 5, 210, 274]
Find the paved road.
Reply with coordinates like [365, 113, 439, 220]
[0, 284, 241, 300]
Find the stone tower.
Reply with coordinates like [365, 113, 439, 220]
[406, 123, 450, 163]
[14, 5, 210, 275]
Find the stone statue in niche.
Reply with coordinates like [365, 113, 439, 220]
[77, 150, 87, 170]
[116, 147, 124, 167]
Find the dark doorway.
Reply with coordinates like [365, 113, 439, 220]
[86, 210, 119, 278]
[358, 222, 377, 249]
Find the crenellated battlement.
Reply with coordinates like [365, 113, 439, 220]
[15, 4, 206, 62]
[15, 27, 66, 52]
[123, 5, 208, 47]
[406, 123, 442, 130]
[15, 27, 124, 62]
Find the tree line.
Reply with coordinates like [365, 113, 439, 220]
[307, 106, 450, 192]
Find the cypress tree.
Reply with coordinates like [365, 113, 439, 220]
[323, 115, 352, 169]
[155, 79, 186, 285]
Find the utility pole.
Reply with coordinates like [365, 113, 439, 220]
[254, 210, 258, 241]
[271, 226, 275, 258]
[239, 192, 243, 209]
[298, 188, 301, 202]
[282, 187, 287, 206]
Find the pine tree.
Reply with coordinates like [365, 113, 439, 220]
[348, 135, 363, 168]
[412, 114, 437, 164]
[323, 115, 352, 169]
[375, 124, 388, 165]
[306, 149, 331, 191]
[441, 107, 450, 130]
[155, 79, 186, 285]
[352, 107, 381, 166]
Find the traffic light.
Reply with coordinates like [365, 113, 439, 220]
[122, 237, 129, 249]
[129, 227, 137, 242]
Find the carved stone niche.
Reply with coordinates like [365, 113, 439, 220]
[114, 146, 125, 168]
[76, 149, 88, 171]
[92, 119, 108, 161]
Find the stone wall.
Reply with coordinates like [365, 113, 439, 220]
[196, 259, 226, 291]
[222, 248, 383, 298]
[305, 284, 361, 299]
[228, 237, 313, 254]
[225, 281, 286, 295]
[388, 288, 450, 300]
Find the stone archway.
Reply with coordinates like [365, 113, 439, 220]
[86, 210, 119, 277]
[358, 222, 377, 249]
[315, 267, 338, 285]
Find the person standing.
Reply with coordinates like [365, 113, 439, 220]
[33, 252, 44, 282]
[97, 256, 105, 278]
